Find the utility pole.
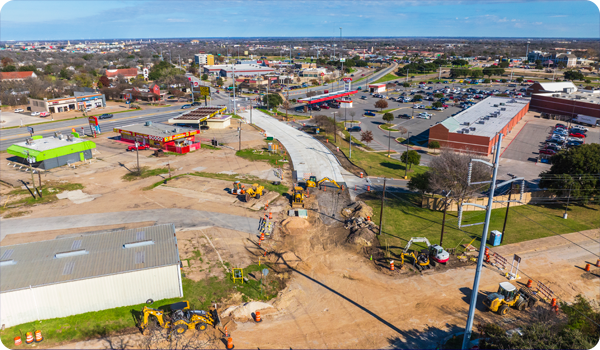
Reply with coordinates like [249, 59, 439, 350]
[440, 190, 451, 246]
[462, 134, 503, 350]
[378, 178, 387, 236]
[404, 132, 411, 178]
[563, 177, 574, 219]
[438, 65, 441, 80]
[333, 111, 337, 143]
[26, 151, 39, 199]
[250, 104, 253, 125]
[501, 182, 514, 243]
[238, 119, 242, 151]
[37, 168, 43, 198]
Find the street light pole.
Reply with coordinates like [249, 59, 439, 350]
[440, 190, 451, 247]
[404, 132, 410, 178]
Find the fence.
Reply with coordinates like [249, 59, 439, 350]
[421, 191, 555, 212]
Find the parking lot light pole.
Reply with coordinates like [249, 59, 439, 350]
[404, 132, 410, 178]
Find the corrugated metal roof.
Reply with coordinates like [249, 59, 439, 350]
[536, 82, 577, 93]
[0, 224, 179, 293]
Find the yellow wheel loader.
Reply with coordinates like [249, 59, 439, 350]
[139, 300, 220, 335]
[291, 186, 305, 208]
[483, 282, 538, 315]
[245, 183, 265, 202]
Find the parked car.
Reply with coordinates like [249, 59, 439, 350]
[348, 126, 362, 132]
[361, 96, 368, 100]
[555, 123, 567, 129]
[311, 105, 321, 111]
[570, 132, 586, 138]
[364, 111, 376, 116]
[553, 129, 568, 136]
[191, 102, 202, 106]
[321, 105, 330, 109]
[98, 113, 113, 119]
[570, 128, 587, 134]
[417, 112, 432, 119]
[181, 104, 192, 109]
[546, 144, 562, 152]
[567, 140, 584, 147]
[30, 111, 40, 116]
[539, 149, 557, 155]
[14, 108, 24, 112]
[40, 112, 50, 117]
[397, 114, 411, 119]
[127, 144, 150, 151]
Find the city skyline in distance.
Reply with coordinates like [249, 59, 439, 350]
[0, 0, 598, 41]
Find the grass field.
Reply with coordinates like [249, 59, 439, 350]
[122, 167, 169, 181]
[1, 182, 84, 216]
[375, 108, 399, 114]
[0, 264, 281, 349]
[236, 148, 287, 166]
[364, 193, 600, 257]
[372, 73, 401, 84]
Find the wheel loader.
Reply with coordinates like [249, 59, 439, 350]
[245, 183, 265, 202]
[483, 282, 538, 316]
[138, 300, 220, 335]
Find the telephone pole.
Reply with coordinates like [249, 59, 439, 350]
[461, 134, 503, 350]
[501, 182, 514, 244]
[378, 178, 386, 236]
[238, 119, 242, 151]
[440, 190, 451, 246]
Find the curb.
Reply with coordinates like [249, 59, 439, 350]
[377, 125, 400, 133]
[366, 176, 408, 182]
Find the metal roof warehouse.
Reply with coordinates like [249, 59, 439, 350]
[428, 96, 530, 155]
[0, 224, 182, 327]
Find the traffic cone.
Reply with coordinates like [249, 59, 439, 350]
[585, 264, 591, 272]
[260, 232, 265, 241]
[227, 337, 234, 349]
[596, 259, 600, 268]
[367, 185, 371, 191]
[269, 212, 272, 219]
[390, 261, 395, 271]
[265, 202, 268, 210]
[224, 326, 229, 337]
[367, 216, 371, 221]
[551, 298, 557, 307]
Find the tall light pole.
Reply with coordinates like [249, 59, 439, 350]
[404, 132, 410, 178]
[340, 27, 343, 77]
[232, 64, 236, 116]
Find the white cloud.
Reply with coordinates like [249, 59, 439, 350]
[166, 18, 189, 22]
[550, 15, 568, 17]
[533, 22, 543, 25]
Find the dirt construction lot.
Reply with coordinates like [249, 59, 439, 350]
[1, 120, 599, 349]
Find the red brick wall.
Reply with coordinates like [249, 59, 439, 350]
[530, 95, 600, 118]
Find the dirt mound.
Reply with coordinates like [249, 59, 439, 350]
[345, 217, 378, 246]
[341, 201, 373, 220]
[281, 217, 310, 235]
[221, 301, 274, 322]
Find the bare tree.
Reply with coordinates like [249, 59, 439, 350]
[428, 149, 492, 205]
[374, 99, 388, 111]
[360, 130, 374, 146]
[281, 100, 291, 120]
[349, 111, 356, 122]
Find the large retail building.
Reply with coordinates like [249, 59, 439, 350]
[7, 134, 96, 169]
[29, 92, 106, 114]
[428, 96, 530, 156]
[114, 122, 201, 154]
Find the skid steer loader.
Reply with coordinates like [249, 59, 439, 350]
[139, 300, 220, 335]
[245, 183, 265, 202]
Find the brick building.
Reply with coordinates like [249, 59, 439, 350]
[530, 91, 600, 119]
[428, 96, 530, 156]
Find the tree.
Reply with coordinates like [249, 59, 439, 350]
[400, 150, 421, 170]
[535, 59, 543, 70]
[539, 144, 600, 202]
[360, 130, 374, 146]
[98, 75, 110, 88]
[498, 61, 510, 68]
[563, 70, 585, 81]
[2, 65, 16, 72]
[59, 68, 72, 79]
[426, 149, 492, 204]
[428, 140, 440, 153]
[434, 93, 444, 99]
[374, 99, 388, 111]
[432, 101, 443, 108]
[382, 112, 394, 124]
[281, 100, 291, 119]
[412, 94, 423, 101]
[1, 57, 13, 67]
[516, 77, 524, 83]
[262, 93, 284, 108]
[402, 82, 410, 89]
[408, 172, 431, 195]
[216, 77, 224, 86]
[201, 74, 208, 81]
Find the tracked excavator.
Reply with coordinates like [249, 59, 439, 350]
[305, 176, 341, 189]
[401, 237, 450, 270]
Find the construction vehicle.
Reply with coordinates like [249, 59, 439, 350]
[291, 186, 305, 208]
[483, 282, 538, 315]
[232, 181, 245, 195]
[139, 300, 220, 335]
[305, 176, 341, 189]
[402, 237, 450, 264]
[245, 183, 265, 202]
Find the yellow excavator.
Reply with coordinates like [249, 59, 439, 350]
[139, 300, 220, 335]
[292, 186, 305, 208]
[245, 183, 265, 202]
[306, 176, 341, 189]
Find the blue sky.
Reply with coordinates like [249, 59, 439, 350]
[0, 0, 598, 40]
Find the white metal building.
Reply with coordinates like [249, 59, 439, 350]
[0, 224, 182, 328]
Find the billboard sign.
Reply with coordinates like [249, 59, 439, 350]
[143, 68, 149, 79]
[340, 58, 346, 62]
[88, 116, 99, 126]
[342, 77, 353, 82]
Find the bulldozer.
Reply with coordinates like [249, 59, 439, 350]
[291, 186, 305, 208]
[245, 183, 265, 202]
[483, 282, 538, 315]
[139, 300, 220, 335]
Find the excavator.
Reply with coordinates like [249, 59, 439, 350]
[305, 176, 341, 189]
[291, 186, 305, 208]
[401, 237, 450, 270]
[139, 300, 220, 335]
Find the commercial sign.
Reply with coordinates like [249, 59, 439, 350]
[143, 67, 149, 79]
[340, 58, 346, 62]
[193, 81, 199, 87]
[199, 86, 210, 96]
[88, 116, 99, 126]
[113, 129, 199, 143]
[342, 77, 353, 82]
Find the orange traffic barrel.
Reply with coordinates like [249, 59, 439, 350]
[484, 247, 490, 256]
[367, 216, 371, 221]
[14, 337, 22, 346]
[226, 337, 234, 349]
[260, 232, 265, 241]
[367, 185, 370, 191]
[596, 259, 600, 268]
[26, 332, 34, 344]
[269, 212, 272, 219]
[255, 311, 262, 323]
[360, 172, 363, 178]
[526, 279, 533, 288]
[585, 264, 591, 272]
[35, 330, 43, 342]
[390, 261, 395, 271]
[551, 298, 557, 307]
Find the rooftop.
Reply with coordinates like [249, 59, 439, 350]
[535, 91, 600, 105]
[172, 106, 226, 121]
[115, 122, 198, 137]
[530, 81, 578, 93]
[0, 224, 180, 292]
[440, 96, 529, 138]
[12, 135, 90, 152]
[0, 71, 36, 80]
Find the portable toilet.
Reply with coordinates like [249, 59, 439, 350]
[489, 230, 502, 247]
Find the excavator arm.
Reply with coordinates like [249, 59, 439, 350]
[316, 177, 341, 189]
[402, 237, 432, 254]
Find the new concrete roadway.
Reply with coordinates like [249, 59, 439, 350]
[0, 209, 260, 241]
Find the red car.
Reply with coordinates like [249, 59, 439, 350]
[539, 149, 556, 155]
[321, 105, 330, 109]
[127, 144, 150, 151]
[569, 133, 586, 138]
[442, 104, 449, 108]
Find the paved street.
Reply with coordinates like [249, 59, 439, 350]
[0, 208, 260, 241]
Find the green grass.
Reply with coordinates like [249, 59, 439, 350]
[324, 134, 426, 179]
[201, 144, 220, 150]
[380, 124, 400, 132]
[372, 73, 401, 84]
[0, 264, 282, 349]
[235, 148, 287, 166]
[365, 193, 600, 258]
[1, 182, 84, 216]
[121, 167, 169, 181]
[375, 108, 399, 114]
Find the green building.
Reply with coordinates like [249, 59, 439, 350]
[7, 135, 96, 170]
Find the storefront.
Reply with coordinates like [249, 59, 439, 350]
[29, 93, 106, 114]
[113, 122, 201, 154]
